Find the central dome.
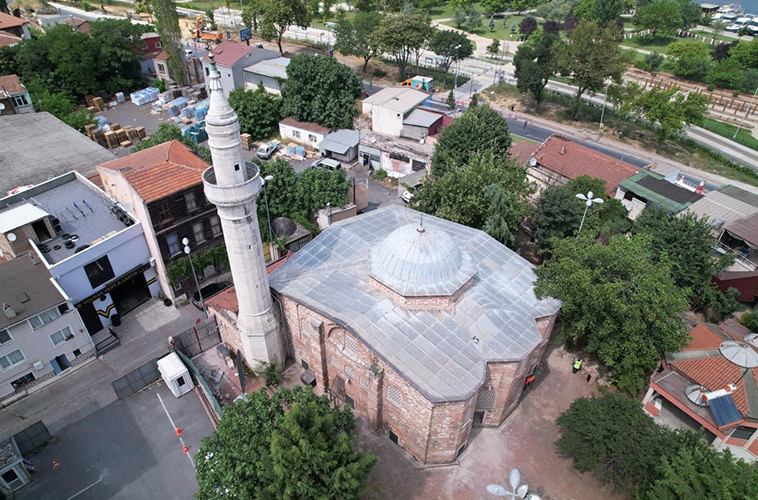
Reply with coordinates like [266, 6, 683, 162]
[369, 222, 476, 297]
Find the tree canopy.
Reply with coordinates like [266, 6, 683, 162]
[514, 29, 558, 110]
[427, 30, 474, 87]
[334, 11, 383, 72]
[557, 392, 758, 497]
[430, 104, 512, 178]
[535, 234, 690, 393]
[530, 176, 629, 248]
[132, 122, 212, 163]
[281, 54, 363, 130]
[372, 14, 433, 78]
[412, 153, 532, 248]
[228, 85, 282, 140]
[152, 0, 186, 85]
[631, 86, 708, 151]
[535, 0, 578, 22]
[553, 20, 631, 118]
[195, 386, 377, 500]
[258, 0, 312, 54]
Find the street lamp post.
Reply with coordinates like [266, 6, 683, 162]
[261, 174, 274, 247]
[576, 191, 604, 237]
[486, 467, 541, 500]
[453, 44, 462, 89]
[598, 83, 610, 137]
[183, 237, 206, 318]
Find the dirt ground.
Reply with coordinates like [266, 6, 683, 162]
[358, 343, 626, 500]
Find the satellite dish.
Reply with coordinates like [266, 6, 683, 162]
[720, 340, 758, 368]
[487, 484, 508, 496]
[509, 468, 521, 491]
[685, 384, 710, 407]
[123, 203, 133, 212]
[529, 157, 537, 167]
[746, 334, 758, 349]
[7, 233, 16, 242]
[0, 103, 5, 111]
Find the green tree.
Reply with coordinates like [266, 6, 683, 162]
[640, 444, 758, 499]
[463, 6, 482, 32]
[241, 0, 265, 31]
[518, 16, 537, 38]
[293, 167, 352, 218]
[412, 153, 532, 242]
[281, 54, 362, 130]
[258, 159, 299, 218]
[132, 122, 212, 162]
[334, 11, 382, 72]
[531, 176, 628, 249]
[428, 30, 473, 87]
[535, 234, 690, 393]
[535, 0, 578, 22]
[633, 0, 684, 37]
[479, 0, 507, 16]
[553, 20, 631, 118]
[447, 88, 456, 110]
[151, 0, 186, 85]
[644, 51, 664, 73]
[195, 387, 377, 500]
[26, 81, 95, 132]
[228, 85, 282, 140]
[667, 40, 711, 80]
[514, 29, 558, 110]
[731, 39, 758, 70]
[259, 0, 312, 54]
[556, 393, 688, 491]
[372, 13, 433, 78]
[486, 38, 500, 58]
[632, 85, 708, 151]
[134, 0, 153, 21]
[589, 0, 624, 26]
[88, 19, 147, 93]
[431, 104, 512, 178]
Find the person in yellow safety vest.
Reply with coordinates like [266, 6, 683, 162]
[572, 358, 582, 374]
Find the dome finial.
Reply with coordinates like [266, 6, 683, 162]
[417, 215, 425, 233]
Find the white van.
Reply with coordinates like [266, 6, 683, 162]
[311, 158, 342, 171]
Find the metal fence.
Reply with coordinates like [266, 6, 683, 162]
[12, 421, 52, 455]
[111, 357, 162, 400]
[175, 350, 222, 426]
[173, 317, 221, 358]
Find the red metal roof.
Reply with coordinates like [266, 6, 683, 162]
[0, 12, 27, 30]
[683, 324, 724, 351]
[202, 41, 255, 67]
[0, 32, 21, 47]
[531, 134, 640, 196]
[97, 140, 209, 202]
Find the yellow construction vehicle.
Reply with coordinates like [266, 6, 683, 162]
[189, 14, 223, 43]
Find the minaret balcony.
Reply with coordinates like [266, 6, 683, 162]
[203, 162, 262, 208]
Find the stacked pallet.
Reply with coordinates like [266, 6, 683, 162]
[241, 133, 254, 151]
[105, 131, 120, 148]
[115, 128, 128, 143]
[91, 130, 106, 148]
[110, 123, 121, 132]
[136, 126, 146, 139]
[92, 97, 105, 112]
[84, 123, 98, 136]
[124, 126, 141, 144]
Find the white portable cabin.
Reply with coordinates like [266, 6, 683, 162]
[157, 352, 194, 398]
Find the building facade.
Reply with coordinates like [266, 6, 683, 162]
[361, 87, 429, 137]
[0, 254, 95, 400]
[0, 74, 33, 115]
[201, 42, 279, 98]
[97, 140, 226, 302]
[278, 118, 327, 149]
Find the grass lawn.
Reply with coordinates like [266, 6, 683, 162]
[441, 15, 532, 41]
[182, 0, 228, 12]
[620, 31, 737, 53]
[699, 117, 758, 151]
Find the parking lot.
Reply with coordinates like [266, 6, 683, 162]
[17, 382, 213, 500]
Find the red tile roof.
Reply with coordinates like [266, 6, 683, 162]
[531, 134, 640, 196]
[0, 74, 26, 97]
[280, 118, 329, 135]
[509, 142, 539, 167]
[683, 324, 724, 351]
[61, 17, 91, 33]
[0, 32, 21, 47]
[671, 357, 749, 414]
[206, 253, 294, 314]
[202, 41, 255, 67]
[0, 12, 27, 30]
[87, 172, 104, 190]
[153, 50, 168, 61]
[97, 140, 209, 202]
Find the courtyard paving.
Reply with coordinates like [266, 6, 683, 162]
[17, 382, 213, 500]
[357, 343, 626, 500]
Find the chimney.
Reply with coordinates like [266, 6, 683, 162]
[560, 146, 566, 155]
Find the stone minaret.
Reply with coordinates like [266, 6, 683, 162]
[202, 53, 284, 367]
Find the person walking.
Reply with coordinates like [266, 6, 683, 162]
[572, 358, 582, 374]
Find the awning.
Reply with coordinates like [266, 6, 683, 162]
[74, 262, 151, 308]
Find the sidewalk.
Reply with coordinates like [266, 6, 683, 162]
[0, 300, 204, 436]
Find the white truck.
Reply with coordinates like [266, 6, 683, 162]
[256, 142, 279, 160]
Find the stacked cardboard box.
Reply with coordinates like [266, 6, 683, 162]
[135, 127, 146, 139]
[241, 133, 254, 151]
[92, 97, 105, 112]
[105, 131, 119, 148]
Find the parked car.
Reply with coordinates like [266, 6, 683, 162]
[192, 281, 231, 310]
[311, 158, 343, 171]
[256, 142, 279, 160]
[184, 49, 195, 58]
[401, 182, 422, 203]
